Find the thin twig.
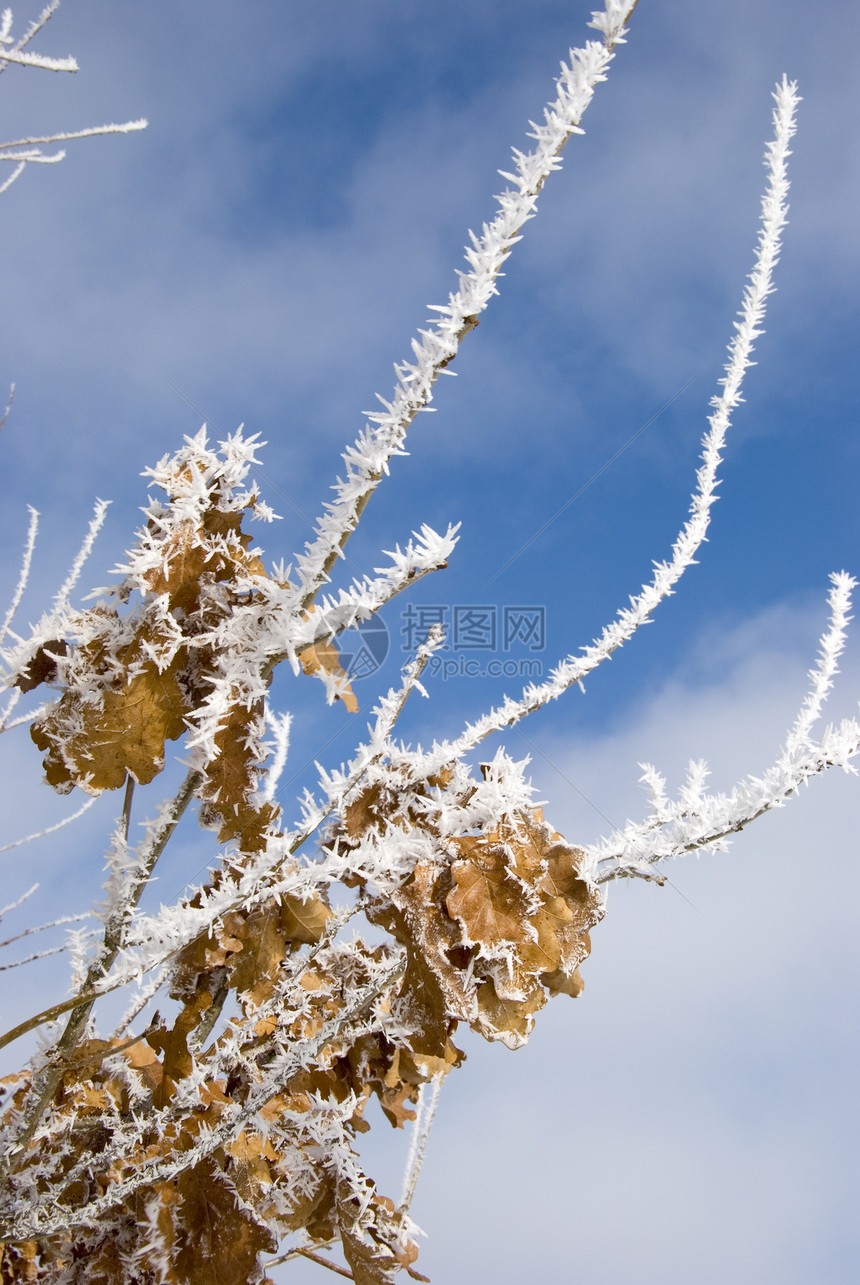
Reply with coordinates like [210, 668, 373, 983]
[295, 1248, 354, 1280]
[0, 383, 14, 432]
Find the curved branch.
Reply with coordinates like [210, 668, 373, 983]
[439, 77, 801, 760]
[291, 2, 640, 611]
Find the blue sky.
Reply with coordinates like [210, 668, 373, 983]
[1, 2, 858, 1281]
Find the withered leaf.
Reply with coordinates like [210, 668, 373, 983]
[32, 652, 188, 794]
[542, 965, 586, 998]
[447, 840, 533, 950]
[280, 891, 332, 944]
[336, 1180, 404, 1285]
[146, 992, 210, 1107]
[14, 639, 68, 693]
[0, 1241, 39, 1284]
[393, 861, 478, 1025]
[199, 695, 275, 850]
[367, 899, 452, 1062]
[228, 902, 288, 1006]
[473, 978, 546, 1049]
[159, 1159, 276, 1285]
[299, 632, 359, 714]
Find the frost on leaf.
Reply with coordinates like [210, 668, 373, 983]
[30, 623, 188, 793]
[148, 1159, 277, 1285]
[197, 693, 280, 851]
[336, 1174, 419, 1285]
[170, 880, 333, 1014]
[362, 799, 602, 1050]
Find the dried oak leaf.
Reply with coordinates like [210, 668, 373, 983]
[299, 627, 358, 714]
[334, 766, 455, 851]
[151, 1158, 276, 1285]
[199, 695, 278, 851]
[442, 810, 602, 1043]
[279, 890, 332, 944]
[32, 648, 188, 794]
[336, 1176, 421, 1285]
[446, 837, 534, 952]
[146, 992, 211, 1107]
[473, 977, 547, 1049]
[542, 964, 586, 998]
[72, 1234, 125, 1285]
[390, 859, 478, 1026]
[241, 1117, 337, 1238]
[143, 520, 212, 615]
[143, 509, 267, 618]
[228, 901, 289, 1008]
[0, 1240, 39, 1284]
[366, 898, 454, 1062]
[123, 1039, 164, 1098]
[14, 639, 68, 693]
[224, 1130, 278, 1208]
[169, 910, 245, 1003]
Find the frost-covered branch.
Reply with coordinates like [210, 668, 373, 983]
[0, 2, 147, 194]
[0, 505, 38, 649]
[291, 1, 639, 611]
[266, 522, 460, 669]
[0, 794, 97, 855]
[400, 1074, 443, 1212]
[591, 573, 859, 883]
[439, 77, 800, 759]
[259, 705, 292, 804]
[0, 0, 66, 75]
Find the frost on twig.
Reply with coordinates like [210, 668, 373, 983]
[590, 573, 860, 883]
[292, 2, 639, 611]
[443, 76, 802, 758]
[0, 2, 146, 195]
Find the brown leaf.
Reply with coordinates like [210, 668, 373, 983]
[392, 861, 478, 1026]
[299, 630, 359, 713]
[224, 1131, 277, 1206]
[378, 1079, 419, 1129]
[199, 695, 278, 851]
[279, 891, 332, 944]
[146, 993, 210, 1106]
[336, 1181, 402, 1285]
[14, 639, 68, 693]
[156, 1159, 276, 1285]
[0, 1240, 39, 1284]
[32, 650, 188, 794]
[143, 520, 211, 615]
[367, 898, 453, 1063]
[542, 965, 586, 998]
[446, 839, 533, 951]
[473, 977, 546, 1049]
[228, 902, 288, 1007]
[123, 1039, 164, 1097]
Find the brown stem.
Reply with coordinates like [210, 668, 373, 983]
[296, 1248, 354, 1280]
[1, 768, 200, 1173]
